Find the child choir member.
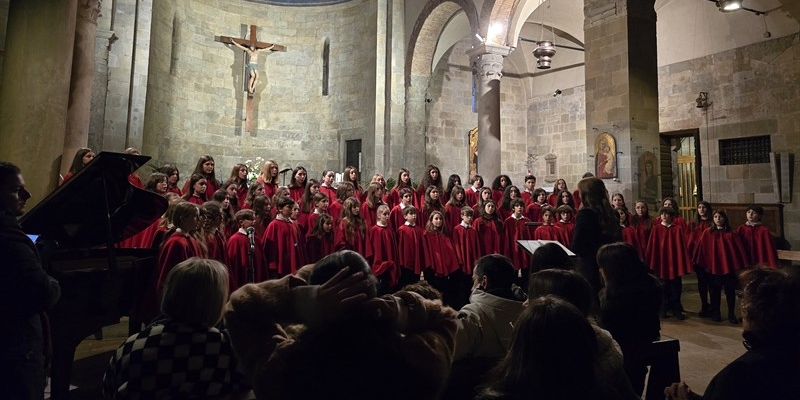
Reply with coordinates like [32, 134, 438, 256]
[503, 199, 534, 273]
[419, 185, 443, 227]
[442, 174, 462, 204]
[525, 188, 548, 222]
[659, 197, 687, 228]
[225, 209, 266, 292]
[343, 165, 363, 200]
[465, 174, 483, 207]
[617, 206, 644, 259]
[216, 181, 239, 213]
[305, 213, 336, 264]
[452, 206, 481, 306]
[301, 192, 328, 235]
[631, 200, 653, 247]
[227, 163, 249, 207]
[416, 165, 443, 208]
[444, 185, 467, 233]
[497, 185, 521, 222]
[610, 192, 632, 222]
[183, 155, 220, 196]
[521, 175, 537, 206]
[182, 173, 208, 205]
[689, 201, 714, 317]
[319, 169, 337, 201]
[144, 172, 168, 195]
[556, 205, 576, 247]
[490, 174, 511, 204]
[692, 209, 749, 323]
[123, 148, 142, 189]
[736, 204, 778, 268]
[200, 202, 226, 264]
[546, 178, 568, 207]
[474, 200, 504, 257]
[329, 181, 353, 223]
[335, 197, 366, 254]
[389, 188, 414, 232]
[422, 211, 460, 301]
[555, 190, 577, 212]
[212, 190, 238, 243]
[252, 195, 272, 239]
[473, 187, 493, 215]
[287, 166, 307, 202]
[645, 206, 692, 320]
[61, 147, 95, 184]
[258, 160, 280, 199]
[159, 163, 182, 196]
[360, 182, 385, 228]
[262, 197, 304, 278]
[365, 205, 399, 295]
[241, 181, 265, 210]
[298, 179, 320, 219]
[387, 168, 413, 209]
[397, 206, 425, 287]
[533, 206, 567, 245]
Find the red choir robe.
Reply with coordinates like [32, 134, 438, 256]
[658, 214, 687, 229]
[297, 211, 311, 236]
[556, 220, 576, 247]
[205, 230, 226, 263]
[263, 218, 305, 277]
[386, 186, 410, 210]
[464, 187, 480, 208]
[546, 192, 559, 208]
[128, 174, 144, 188]
[142, 231, 203, 323]
[503, 215, 533, 271]
[288, 186, 304, 202]
[360, 202, 380, 228]
[365, 224, 399, 286]
[328, 200, 344, 224]
[572, 189, 582, 210]
[186, 195, 205, 206]
[688, 220, 713, 258]
[645, 222, 693, 280]
[525, 202, 546, 223]
[631, 218, 653, 250]
[452, 223, 481, 275]
[491, 189, 504, 205]
[474, 216, 504, 257]
[693, 228, 749, 275]
[166, 186, 182, 196]
[226, 229, 266, 292]
[397, 224, 425, 275]
[334, 218, 366, 255]
[521, 190, 534, 207]
[620, 225, 645, 259]
[533, 224, 567, 246]
[736, 223, 778, 268]
[305, 233, 336, 264]
[262, 181, 278, 200]
[319, 184, 337, 203]
[423, 231, 460, 278]
[497, 205, 513, 223]
[444, 204, 464, 234]
[389, 204, 408, 233]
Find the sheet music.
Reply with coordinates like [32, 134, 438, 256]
[516, 240, 576, 256]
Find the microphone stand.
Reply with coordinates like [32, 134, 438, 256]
[247, 227, 256, 283]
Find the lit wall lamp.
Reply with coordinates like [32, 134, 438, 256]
[696, 91, 711, 109]
[712, 0, 765, 16]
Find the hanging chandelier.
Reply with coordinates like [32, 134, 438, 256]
[533, 41, 556, 69]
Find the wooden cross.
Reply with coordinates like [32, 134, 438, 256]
[215, 25, 286, 133]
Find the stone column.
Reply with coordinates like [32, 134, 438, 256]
[584, 0, 659, 193]
[467, 43, 513, 181]
[62, 0, 102, 175]
[0, 0, 78, 204]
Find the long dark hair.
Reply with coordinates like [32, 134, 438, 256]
[479, 296, 599, 400]
[192, 155, 219, 187]
[577, 177, 619, 238]
[68, 148, 93, 174]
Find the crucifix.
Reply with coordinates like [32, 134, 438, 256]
[215, 25, 286, 133]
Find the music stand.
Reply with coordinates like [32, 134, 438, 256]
[516, 240, 576, 257]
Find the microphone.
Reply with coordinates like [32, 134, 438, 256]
[246, 226, 256, 247]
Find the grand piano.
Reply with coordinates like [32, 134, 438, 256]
[21, 152, 168, 400]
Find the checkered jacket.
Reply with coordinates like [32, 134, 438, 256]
[103, 318, 247, 399]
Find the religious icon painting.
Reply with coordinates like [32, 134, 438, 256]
[638, 151, 659, 201]
[594, 132, 617, 179]
[468, 127, 478, 178]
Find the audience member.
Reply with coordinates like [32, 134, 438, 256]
[571, 177, 621, 291]
[224, 250, 458, 400]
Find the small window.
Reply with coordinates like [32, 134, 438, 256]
[718, 135, 771, 166]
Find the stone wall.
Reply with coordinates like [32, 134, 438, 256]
[658, 33, 800, 248]
[426, 37, 528, 186]
[0, 0, 9, 82]
[143, 0, 378, 182]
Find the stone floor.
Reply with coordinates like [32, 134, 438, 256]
[53, 276, 747, 399]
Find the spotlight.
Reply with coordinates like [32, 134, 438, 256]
[553, 89, 562, 97]
[717, 0, 742, 12]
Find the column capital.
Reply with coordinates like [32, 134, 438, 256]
[468, 44, 513, 82]
[78, 0, 103, 24]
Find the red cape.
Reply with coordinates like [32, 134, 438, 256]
[736, 224, 778, 268]
[365, 225, 399, 286]
[397, 224, 425, 274]
[452, 224, 480, 275]
[503, 216, 534, 271]
[474, 216, 504, 257]
[693, 228, 749, 275]
[423, 231, 460, 277]
[645, 223, 693, 280]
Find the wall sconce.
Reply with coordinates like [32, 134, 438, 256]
[695, 91, 711, 109]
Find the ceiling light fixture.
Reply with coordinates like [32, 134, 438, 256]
[710, 0, 765, 16]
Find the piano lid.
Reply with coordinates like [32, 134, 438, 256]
[20, 151, 168, 248]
